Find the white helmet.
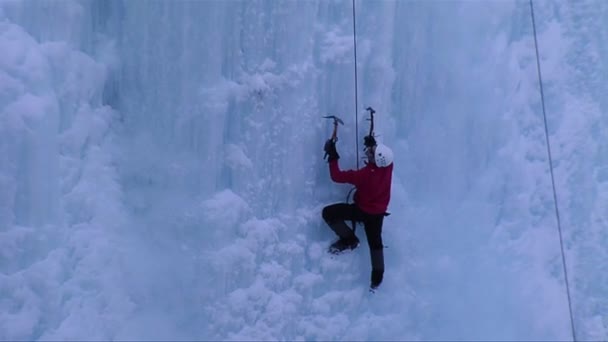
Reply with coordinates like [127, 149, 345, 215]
[374, 144, 393, 167]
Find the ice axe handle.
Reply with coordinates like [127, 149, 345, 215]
[365, 107, 375, 143]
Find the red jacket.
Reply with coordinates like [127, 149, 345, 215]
[329, 160, 393, 215]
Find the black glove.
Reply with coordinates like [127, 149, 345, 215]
[364, 135, 377, 148]
[324, 139, 340, 162]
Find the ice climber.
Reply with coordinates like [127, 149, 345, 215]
[322, 134, 394, 290]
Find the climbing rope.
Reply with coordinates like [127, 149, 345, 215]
[529, 1, 577, 340]
[352, 0, 360, 170]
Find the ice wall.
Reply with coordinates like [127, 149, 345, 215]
[0, 0, 606, 340]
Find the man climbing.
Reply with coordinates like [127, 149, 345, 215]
[322, 133, 394, 290]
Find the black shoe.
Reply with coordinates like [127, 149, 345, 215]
[370, 269, 384, 289]
[328, 237, 360, 254]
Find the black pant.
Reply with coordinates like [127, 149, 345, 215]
[322, 203, 385, 272]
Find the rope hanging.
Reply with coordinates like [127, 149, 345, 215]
[529, 1, 577, 340]
[352, 0, 360, 170]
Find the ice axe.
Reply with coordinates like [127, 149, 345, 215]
[323, 115, 344, 143]
[364, 107, 376, 148]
